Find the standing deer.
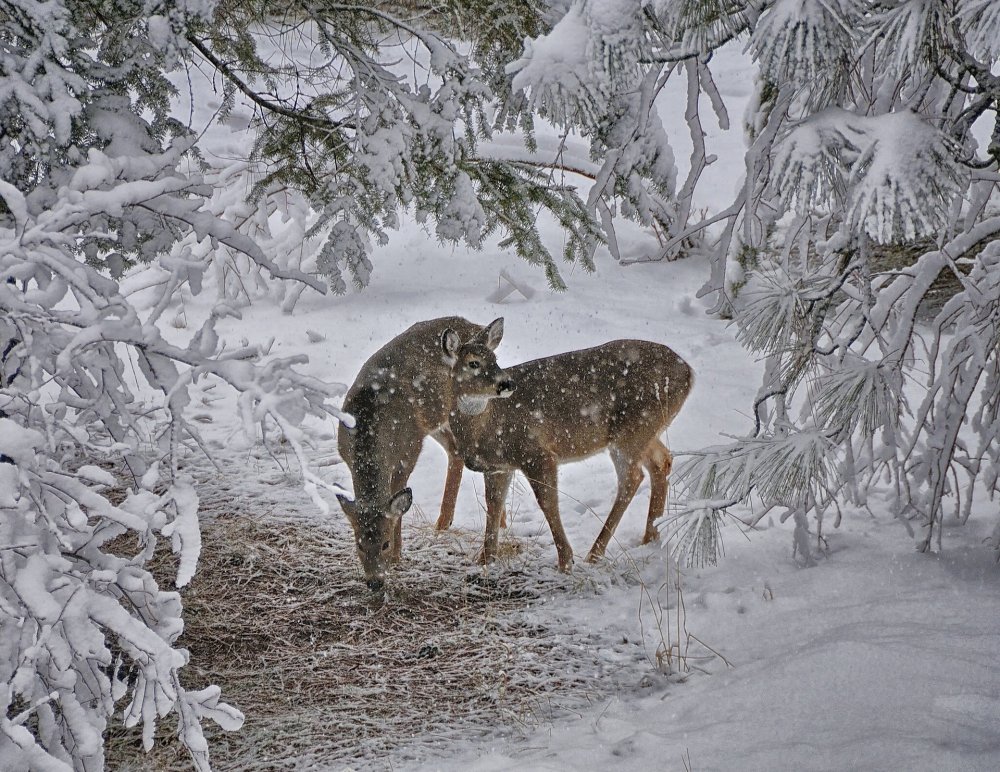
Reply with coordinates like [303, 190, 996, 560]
[337, 317, 488, 590]
[442, 318, 693, 572]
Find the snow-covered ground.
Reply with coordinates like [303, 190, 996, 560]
[197, 232, 1000, 772]
[438, 515, 1000, 772]
[162, 41, 1000, 771]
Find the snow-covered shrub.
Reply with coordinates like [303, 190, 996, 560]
[0, 1, 356, 767]
[0, 119, 359, 772]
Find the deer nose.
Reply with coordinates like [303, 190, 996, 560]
[497, 379, 515, 397]
[366, 578, 385, 592]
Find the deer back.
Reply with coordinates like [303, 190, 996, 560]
[449, 339, 693, 470]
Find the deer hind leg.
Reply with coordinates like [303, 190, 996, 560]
[641, 438, 673, 545]
[524, 456, 574, 572]
[587, 447, 644, 562]
[479, 469, 513, 565]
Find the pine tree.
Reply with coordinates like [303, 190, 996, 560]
[509, 0, 1000, 561]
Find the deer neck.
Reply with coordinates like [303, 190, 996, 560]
[351, 437, 394, 506]
[449, 395, 510, 473]
[346, 388, 407, 508]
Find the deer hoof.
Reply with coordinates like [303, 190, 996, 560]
[585, 540, 608, 562]
[476, 549, 495, 566]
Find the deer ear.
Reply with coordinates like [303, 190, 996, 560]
[388, 488, 412, 519]
[482, 317, 504, 351]
[337, 493, 357, 523]
[441, 328, 461, 365]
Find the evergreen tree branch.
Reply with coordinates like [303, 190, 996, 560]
[186, 36, 347, 131]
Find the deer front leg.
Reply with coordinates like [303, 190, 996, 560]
[435, 450, 464, 530]
[480, 470, 513, 565]
[388, 442, 422, 563]
[434, 428, 507, 530]
[524, 457, 573, 572]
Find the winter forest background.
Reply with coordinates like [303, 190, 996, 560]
[2, 0, 1000, 769]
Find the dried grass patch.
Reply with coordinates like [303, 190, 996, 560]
[105, 495, 617, 770]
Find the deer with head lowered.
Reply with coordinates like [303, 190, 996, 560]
[337, 317, 492, 591]
[442, 318, 693, 572]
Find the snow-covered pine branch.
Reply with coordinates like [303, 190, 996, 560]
[189, 0, 603, 290]
[0, 133, 356, 766]
[507, 0, 682, 260]
[900, 239, 1000, 551]
[646, 0, 755, 58]
[0, 1, 363, 766]
[959, 0, 1000, 60]
[770, 108, 967, 242]
[748, 0, 859, 108]
[517, 0, 1000, 559]
[870, 0, 953, 79]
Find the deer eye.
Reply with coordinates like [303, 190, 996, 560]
[381, 540, 390, 551]
[468, 360, 480, 370]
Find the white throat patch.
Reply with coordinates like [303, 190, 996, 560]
[458, 395, 491, 415]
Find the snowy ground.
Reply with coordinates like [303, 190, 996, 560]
[156, 41, 1000, 771]
[438, 515, 1000, 772]
[194, 235, 1000, 772]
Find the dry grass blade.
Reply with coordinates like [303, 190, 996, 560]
[105, 477, 631, 771]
